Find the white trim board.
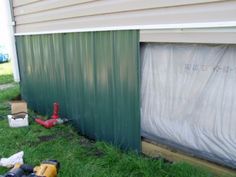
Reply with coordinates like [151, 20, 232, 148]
[140, 26, 236, 44]
[140, 31, 236, 44]
[14, 21, 236, 36]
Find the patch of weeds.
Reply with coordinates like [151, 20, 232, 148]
[0, 74, 13, 85]
[0, 85, 20, 102]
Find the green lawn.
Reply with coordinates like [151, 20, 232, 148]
[0, 62, 14, 84]
[0, 86, 219, 177]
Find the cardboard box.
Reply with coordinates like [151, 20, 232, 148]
[8, 101, 29, 127]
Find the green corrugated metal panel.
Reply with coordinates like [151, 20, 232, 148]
[16, 31, 140, 151]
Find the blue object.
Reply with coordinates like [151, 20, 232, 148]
[0, 53, 9, 63]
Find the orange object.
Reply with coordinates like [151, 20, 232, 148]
[34, 160, 59, 177]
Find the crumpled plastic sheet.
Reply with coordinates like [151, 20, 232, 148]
[0, 151, 24, 168]
[141, 43, 236, 168]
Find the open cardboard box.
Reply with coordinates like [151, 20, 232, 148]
[8, 101, 29, 127]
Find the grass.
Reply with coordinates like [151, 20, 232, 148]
[0, 86, 221, 177]
[0, 62, 231, 177]
[0, 62, 12, 75]
[0, 62, 14, 84]
[0, 74, 14, 85]
[0, 85, 19, 101]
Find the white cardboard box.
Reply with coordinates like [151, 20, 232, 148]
[8, 101, 29, 128]
[8, 114, 29, 127]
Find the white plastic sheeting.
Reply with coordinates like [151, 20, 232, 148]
[141, 43, 236, 167]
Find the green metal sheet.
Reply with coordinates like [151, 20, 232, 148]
[16, 30, 140, 151]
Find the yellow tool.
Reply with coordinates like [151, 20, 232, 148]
[34, 160, 59, 177]
[0, 160, 59, 177]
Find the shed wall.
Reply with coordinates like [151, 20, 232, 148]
[16, 30, 140, 150]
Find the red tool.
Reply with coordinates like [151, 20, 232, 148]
[35, 118, 68, 128]
[51, 102, 59, 119]
[35, 102, 68, 128]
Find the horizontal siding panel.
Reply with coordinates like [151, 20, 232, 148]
[14, 0, 95, 16]
[13, 0, 41, 7]
[14, 0, 224, 24]
[15, 1, 236, 34]
[140, 29, 236, 44]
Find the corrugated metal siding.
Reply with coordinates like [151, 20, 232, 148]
[16, 30, 141, 151]
[12, 0, 235, 34]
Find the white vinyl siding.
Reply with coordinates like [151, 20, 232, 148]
[12, 0, 236, 44]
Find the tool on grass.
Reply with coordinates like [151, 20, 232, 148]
[33, 160, 59, 177]
[1, 163, 33, 177]
[35, 102, 68, 129]
[51, 103, 59, 119]
[35, 117, 68, 129]
[1, 160, 60, 177]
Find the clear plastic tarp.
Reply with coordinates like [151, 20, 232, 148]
[141, 43, 236, 168]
